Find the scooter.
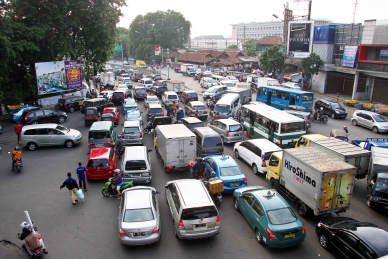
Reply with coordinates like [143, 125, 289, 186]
[143, 120, 154, 134]
[102, 178, 133, 197]
[312, 111, 329, 124]
[196, 172, 223, 207]
[8, 152, 22, 173]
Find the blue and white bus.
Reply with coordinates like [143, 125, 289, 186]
[256, 85, 314, 111]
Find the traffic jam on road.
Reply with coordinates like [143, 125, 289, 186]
[2, 64, 388, 259]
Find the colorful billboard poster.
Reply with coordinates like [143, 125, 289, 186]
[313, 25, 336, 44]
[35, 60, 83, 95]
[341, 46, 358, 68]
[287, 21, 314, 59]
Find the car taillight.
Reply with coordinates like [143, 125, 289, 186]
[104, 141, 113, 146]
[149, 113, 153, 117]
[178, 220, 184, 229]
[112, 95, 115, 99]
[186, 96, 188, 100]
[121, 96, 125, 99]
[279, 140, 282, 146]
[189, 163, 193, 168]
[140, 132, 143, 138]
[64, 102, 67, 106]
[121, 133, 124, 138]
[266, 228, 278, 240]
[167, 166, 173, 170]
[243, 178, 248, 184]
[261, 158, 266, 167]
[152, 225, 160, 234]
[119, 229, 126, 237]
[160, 113, 163, 116]
[24, 114, 28, 121]
[148, 170, 151, 175]
[88, 143, 95, 146]
[204, 150, 208, 154]
[140, 119, 143, 124]
[216, 215, 221, 225]
[302, 225, 306, 234]
[226, 130, 230, 137]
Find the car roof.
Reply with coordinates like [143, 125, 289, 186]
[285, 110, 310, 116]
[126, 110, 141, 115]
[165, 91, 178, 95]
[216, 119, 241, 125]
[124, 189, 152, 209]
[149, 104, 162, 108]
[205, 154, 238, 167]
[184, 90, 196, 93]
[172, 180, 211, 206]
[246, 139, 283, 152]
[22, 123, 58, 130]
[181, 117, 203, 123]
[354, 110, 380, 116]
[114, 89, 127, 93]
[89, 147, 111, 159]
[252, 189, 290, 211]
[123, 120, 140, 127]
[189, 101, 204, 106]
[147, 95, 158, 99]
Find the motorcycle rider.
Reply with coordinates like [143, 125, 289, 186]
[166, 104, 174, 117]
[171, 101, 177, 114]
[11, 146, 22, 171]
[214, 112, 221, 120]
[194, 157, 206, 179]
[18, 222, 48, 255]
[17, 225, 45, 257]
[111, 169, 123, 197]
[177, 107, 184, 120]
[114, 135, 124, 159]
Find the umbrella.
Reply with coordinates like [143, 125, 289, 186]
[252, 69, 262, 74]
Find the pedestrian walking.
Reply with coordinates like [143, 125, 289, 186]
[76, 162, 87, 192]
[60, 172, 79, 205]
[14, 122, 23, 141]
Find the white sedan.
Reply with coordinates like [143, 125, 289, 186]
[227, 76, 239, 84]
[144, 95, 160, 109]
[98, 90, 114, 101]
[117, 84, 128, 91]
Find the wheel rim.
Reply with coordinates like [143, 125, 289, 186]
[29, 143, 36, 151]
[59, 117, 65, 123]
[319, 235, 327, 247]
[352, 120, 357, 126]
[235, 150, 239, 158]
[297, 202, 306, 216]
[256, 230, 262, 243]
[253, 164, 258, 175]
[234, 198, 239, 210]
[331, 113, 335, 119]
[373, 127, 378, 133]
[366, 195, 371, 207]
[66, 141, 74, 148]
[102, 188, 110, 197]
[70, 107, 75, 113]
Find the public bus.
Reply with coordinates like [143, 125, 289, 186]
[256, 85, 314, 111]
[240, 102, 306, 148]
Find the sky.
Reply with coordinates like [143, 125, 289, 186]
[117, 0, 388, 38]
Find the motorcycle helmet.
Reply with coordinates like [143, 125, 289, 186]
[179, 107, 183, 111]
[23, 226, 33, 233]
[14, 146, 20, 150]
[196, 157, 203, 163]
[114, 169, 121, 174]
[117, 135, 122, 139]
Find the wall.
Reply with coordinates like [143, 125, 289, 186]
[361, 20, 376, 44]
[312, 44, 334, 63]
[311, 70, 327, 93]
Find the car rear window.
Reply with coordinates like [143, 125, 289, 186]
[89, 131, 110, 139]
[193, 105, 206, 110]
[229, 124, 242, 132]
[149, 108, 163, 114]
[124, 208, 154, 222]
[189, 122, 204, 130]
[144, 80, 153, 84]
[113, 92, 124, 97]
[167, 95, 178, 100]
[203, 137, 222, 147]
[181, 206, 218, 220]
[220, 166, 243, 176]
[154, 75, 162, 80]
[187, 92, 197, 97]
[124, 127, 139, 134]
[135, 89, 146, 94]
[267, 208, 297, 225]
[87, 159, 110, 168]
[125, 160, 147, 171]
[158, 87, 167, 92]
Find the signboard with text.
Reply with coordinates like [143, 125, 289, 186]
[155, 45, 160, 55]
[287, 21, 314, 59]
[342, 46, 358, 68]
[380, 48, 388, 57]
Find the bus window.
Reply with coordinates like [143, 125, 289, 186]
[257, 88, 264, 96]
[302, 93, 313, 102]
[282, 92, 290, 100]
[280, 122, 305, 133]
[242, 108, 250, 118]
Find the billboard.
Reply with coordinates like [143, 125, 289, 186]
[380, 48, 388, 57]
[313, 25, 336, 44]
[287, 21, 314, 59]
[35, 60, 83, 95]
[341, 46, 358, 68]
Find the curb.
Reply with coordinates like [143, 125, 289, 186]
[0, 240, 28, 258]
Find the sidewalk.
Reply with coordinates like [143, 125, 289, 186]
[0, 240, 28, 258]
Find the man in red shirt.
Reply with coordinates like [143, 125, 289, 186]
[14, 122, 23, 141]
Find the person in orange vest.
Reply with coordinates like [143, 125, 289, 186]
[14, 121, 23, 141]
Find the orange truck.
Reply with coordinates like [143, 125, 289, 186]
[265, 147, 356, 218]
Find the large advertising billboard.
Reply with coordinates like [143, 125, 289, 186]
[341, 46, 358, 68]
[313, 25, 336, 44]
[35, 60, 83, 95]
[287, 21, 314, 59]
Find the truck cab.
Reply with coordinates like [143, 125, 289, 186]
[265, 151, 283, 185]
[351, 138, 388, 151]
[366, 147, 388, 210]
[295, 134, 327, 148]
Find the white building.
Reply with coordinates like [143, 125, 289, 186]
[231, 21, 284, 41]
[190, 35, 238, 50]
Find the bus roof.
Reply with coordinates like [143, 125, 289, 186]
[258, 85, 312, 94]
[243, 103, 305, 124]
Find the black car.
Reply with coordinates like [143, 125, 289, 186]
[316, 217, 388, 259]
[57, 96, 85, 113]
[147, 74, 162, 81]
[111, 89, 129, 105]
[20, 109, 67, 125]
[149, 85, 167, 98]
[180, 90, 198, 105]
[314, 99, 347, 119]
[147, 104, 164, 121]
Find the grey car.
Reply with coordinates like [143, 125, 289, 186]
[118, 186, 161, 245]
[352, 110, 388, 133]
[122, 120, 143, 145]
[208, 119, 244, 143]
[184, 101, 208, 120]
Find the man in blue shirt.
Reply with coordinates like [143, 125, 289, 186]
[76, 162, 87, 192]
[177, 107, 184, 119]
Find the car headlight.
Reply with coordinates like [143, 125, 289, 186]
[335, 111, 339, 113]
[372, 196, 380, 202]
[273, 138, 280, 144]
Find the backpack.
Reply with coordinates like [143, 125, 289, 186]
[12, 151, 21, 161]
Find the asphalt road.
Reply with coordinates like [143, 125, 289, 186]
[0, 64, 387, 259]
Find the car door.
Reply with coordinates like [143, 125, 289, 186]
[32, 110, 44, 123]
[249, 144, 262, 168]
[241, 142, 255, 164]
[239, 193, 255, 221]
[331, 231, 361, 259]
[363, 114, 374, 129]
[36, 128, 50, 146]
[204, 158, 215, 178]
[238, 142, 250, 162]
[246, 199, 266, 231]
[43, 110, 57, 123]
[209, 121, 219, 134]
[49, 128, 65, 145]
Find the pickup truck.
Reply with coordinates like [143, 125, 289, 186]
[351, 138, 388, 151]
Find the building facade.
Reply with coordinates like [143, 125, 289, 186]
[190, 35, 238, 50]
[231, 21, 284, 41]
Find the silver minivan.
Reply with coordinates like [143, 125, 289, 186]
[352, 110, 388, 133]
[121, 146, 152, 184]
[122, 121, 143, 145]
[208, 119, 244, 143]
[165, 179, 220, 240]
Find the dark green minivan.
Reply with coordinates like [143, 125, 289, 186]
[81, 98, 108, 116]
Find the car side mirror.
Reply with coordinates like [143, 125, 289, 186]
[164, 185, 169, 189]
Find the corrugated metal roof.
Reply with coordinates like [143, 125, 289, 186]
[314, 138, 371, 158]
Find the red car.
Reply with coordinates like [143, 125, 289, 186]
[102, 107, 121, 125]
[86, 147, 117, 180]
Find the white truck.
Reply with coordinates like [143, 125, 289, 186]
[309, 137, 371, 179]
[366, 147, 388, 210]
[180, 64, 196, 76]
[155, 124, 197, 172]
[256, 77, 279, 87]
[166, 80, 185, 95]
[266, 147, 356, 217]
[102, 72, 115, 89]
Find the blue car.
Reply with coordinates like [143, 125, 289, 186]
[203, 154, 247, 193]
[125, 109, 143, 124]
[122, 98, 138, 114]
[9, 106, 39, 122]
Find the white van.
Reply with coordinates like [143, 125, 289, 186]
[121, 146, 152, 184]
[280, 82, 301, 90]
[213, 93, 241, 119]
[140, 78, 154, 90]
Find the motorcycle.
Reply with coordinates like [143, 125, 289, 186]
[143, 120, 154, 134]
[198, 176, 223, 207]
[312, 111, 329, 124]
[102, 177, 133, 197]
[8, 152, 23, 173]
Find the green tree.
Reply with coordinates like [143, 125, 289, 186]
[228, 45, 238, 49]
[259, 45, 285, 74]
[128, 10, 191, 60]
[300, 53, 324, 80]
[242, 38, 258, 56]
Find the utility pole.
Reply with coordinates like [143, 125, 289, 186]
[352, 0, 358, 24]
[307, 0, 312, 21]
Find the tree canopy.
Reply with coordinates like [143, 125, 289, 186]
[0, 0, 126, 106]
[259, 46, 285, 73]
[128, 10, 191, 60]
[242, 38, 258, 56]
[300, 53, 324, 80]
[227, 45, 238, 49]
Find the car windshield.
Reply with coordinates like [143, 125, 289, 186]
[190, 122, 204, 129]
[167, 95, 178, 100]
[123, 208, 154, 222]
[125, 160, 147, 170]
[187, 92, 197, 97]
[330, 103, 342, 109]
[193, 105, 206, 110]
[375, 178, 388, 193]
[207, 87, 218, 93]
[113, 92, 124, 97]
[267, 207, 297, 225]
[148, 97, 158, 102]
[149, 108, 163, 114]
[124, 127, 139, 134]
[219, 77, 227, 81]
[56, 125, 70, 133]
[223, 82, 235, 87]
[220, 166, 243, 176]
[181, 206, 218, 220]
[135, 89, 146, 94]
[203, 137, 223, 147]
[229, 124, 242, 132]
[206, 79, 216, 83]
[373, 115, 387, 122]
[215, 104, 230, 113]
[280, 122, 305, 133]
[87, 159, 110, 168]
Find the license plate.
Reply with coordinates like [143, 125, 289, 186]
[128, 136, 135, 139]
[234, 134, 240, 136]
[133, 232, 146, 237]
[195, 223, 206, 228]
[96, 144, 103, 147]
[132, 173, 141, 177]
[95, 170, 102, 172]
[284, 233, 295, 238]
[230, 182, 239, 187]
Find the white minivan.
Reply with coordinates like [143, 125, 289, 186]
[140, 78, 154, 90]
[213, 93, 241, 119]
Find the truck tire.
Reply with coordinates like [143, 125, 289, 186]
[270, 179, 279, 190]
[296, 200, 308, 218]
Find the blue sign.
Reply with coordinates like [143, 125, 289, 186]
[342, 46, 358, 68]
[313, 25, 336, 44]
[380, 48, 388, 57]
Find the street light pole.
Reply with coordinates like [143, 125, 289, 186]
[167, 48, 170, 80]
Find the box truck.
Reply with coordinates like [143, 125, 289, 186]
[180, 64, 196, 76]
[366, 147, 388, 210]
[155, 124, 197, 172]
[266, 147, 356, 217]
[166, 80, 185, 95]
[135, 60, 146, 68]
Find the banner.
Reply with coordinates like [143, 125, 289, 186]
[35, 60, 83, 95]
[380, 48, 388, 57]
[287, 21, 314, 59]
[313, 25, 336, 44]
[155, 45, 160, 56]
[341, 46, 358, 68]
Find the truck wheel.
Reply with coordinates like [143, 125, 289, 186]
[296, 200, 308, 217]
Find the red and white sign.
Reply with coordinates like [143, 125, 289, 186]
[155, 45, 160, 55]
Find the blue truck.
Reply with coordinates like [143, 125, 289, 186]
[351, 138, 388, 151]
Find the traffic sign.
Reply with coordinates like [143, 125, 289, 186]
[155, 45, 160, 55]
